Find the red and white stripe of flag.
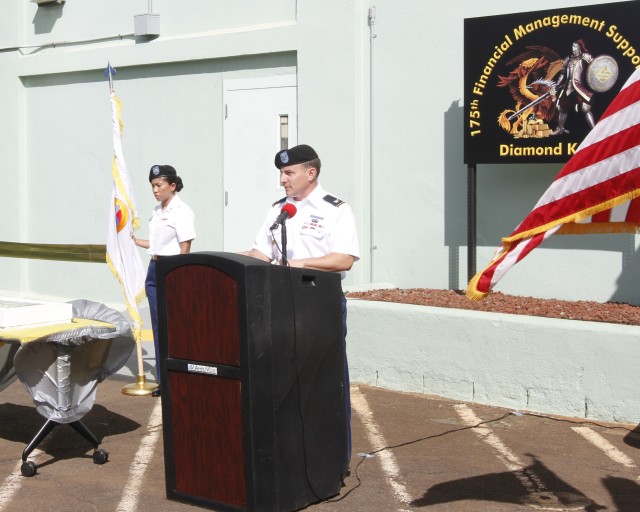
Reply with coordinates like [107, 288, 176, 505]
[467, 68, 640, 300]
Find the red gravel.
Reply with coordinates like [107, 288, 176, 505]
[345, 288, 640, 326]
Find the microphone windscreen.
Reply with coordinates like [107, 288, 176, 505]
[282, 203, 297, 219]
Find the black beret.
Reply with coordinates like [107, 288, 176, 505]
[149, 164, 177, 182]
[274, 144, 319, 169]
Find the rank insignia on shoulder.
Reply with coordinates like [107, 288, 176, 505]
[272, 196, 287, 207]
[323, 194, 345, 207]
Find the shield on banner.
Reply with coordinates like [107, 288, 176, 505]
[587, 55, 619, 93]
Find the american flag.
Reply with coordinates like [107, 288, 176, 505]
[467, 68, 640, 300]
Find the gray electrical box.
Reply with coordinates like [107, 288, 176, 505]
[134, 14, 160, 36]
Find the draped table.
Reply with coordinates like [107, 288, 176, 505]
[0, 299, 134, 476]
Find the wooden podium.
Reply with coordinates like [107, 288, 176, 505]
[156, 252, 348, 512]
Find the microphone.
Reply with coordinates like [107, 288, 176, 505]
[270, 203, 297, 230]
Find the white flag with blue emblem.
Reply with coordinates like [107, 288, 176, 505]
[105, 64, 146, 340]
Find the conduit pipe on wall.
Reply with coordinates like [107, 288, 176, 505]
[368, 5, 377, 283]
[0, 34, 136, 54]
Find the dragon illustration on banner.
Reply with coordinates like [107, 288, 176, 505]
[497, 43, 618, 139]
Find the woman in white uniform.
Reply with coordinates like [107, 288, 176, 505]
[133, 164, 196, 397]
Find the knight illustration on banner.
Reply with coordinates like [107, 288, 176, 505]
[497, 40, 619, 139]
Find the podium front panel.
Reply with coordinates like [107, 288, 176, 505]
[168, 371, 245, 507]
[165, 264, 240, 366]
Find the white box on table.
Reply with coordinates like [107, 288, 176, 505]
[0, 297, 73, 329]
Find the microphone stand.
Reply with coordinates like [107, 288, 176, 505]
[281, 222, 289, 266]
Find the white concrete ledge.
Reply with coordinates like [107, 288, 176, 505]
[347, 298, 640, 424]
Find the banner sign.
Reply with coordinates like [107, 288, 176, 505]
[464, 1, 640, 164]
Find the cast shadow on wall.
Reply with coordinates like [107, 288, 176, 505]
[32, 2, 65, 35]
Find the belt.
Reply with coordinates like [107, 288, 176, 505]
[151, 255, 168, 260]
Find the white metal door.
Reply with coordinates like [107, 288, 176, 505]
[223, 75, 297, 252]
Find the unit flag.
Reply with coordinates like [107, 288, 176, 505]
[105, 64, 146, 338]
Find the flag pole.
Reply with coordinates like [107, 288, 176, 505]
[467, 163, 477, 282]
[104, 62, 157, 396]
[121, 359, 157, 396]
[121, 327, 156, 396]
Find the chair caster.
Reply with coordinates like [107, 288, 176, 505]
[21, 461, 37, 477]
[92, 448, 109, 465]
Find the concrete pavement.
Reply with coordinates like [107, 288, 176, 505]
[1, 376, 639, 511]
